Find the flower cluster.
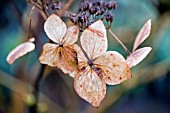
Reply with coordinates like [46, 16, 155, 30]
[6, 0, 152, 109]
[69, 0, 117, 31]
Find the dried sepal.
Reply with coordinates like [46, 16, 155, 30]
[6, 42, 35, 64]
[44, 14, 67, 43]
[62, 25, 79, 45]
[58, 45, 78, 73]
[133, 19, 151, 51]
[39, 43, 59, 67]
[94, 51, 132, 85]
[126, 47, 152, 68]
[74, 66, 106, 108]
[60, 44, 86, 78]
[80, 20, 107, 60]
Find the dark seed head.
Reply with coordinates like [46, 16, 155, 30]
[51, 2, 61, 10]
[107, 2, 112, 10]
[103, 2, 108, 10]
[88, 60, 93, 66]
[68, 14, 78, 24]
[105, 12, 114, 22]
[112, 3, 117, 9]
[89, 7, 97, 14]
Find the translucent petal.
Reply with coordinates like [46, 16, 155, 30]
[6, 42, 35, 64]
[44, 14, 67, 43]
[39, 43, 59, 66]
[126, 47, 152, 68]
[94, 51, 132, 85]
[80, 20, 107, 60]
[57, 45, 78, 76]
[74, 66, 106, 108]
[62, 25, 79, 45]
[133, 19, 151, 51]
[60, 44, 86, 78]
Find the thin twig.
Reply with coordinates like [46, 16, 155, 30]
[27, 0, 48, 20]
[59, 0, 74, 17]
[27, 6, 35, 39]
[108, 29, 131, 55]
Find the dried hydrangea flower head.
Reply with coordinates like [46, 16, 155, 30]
[73, 20, 132, 107]
[68, 0, 117, 31]
[39, 14, 79, 77]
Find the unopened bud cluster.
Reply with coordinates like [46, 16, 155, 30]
[69, 0, 117, 31]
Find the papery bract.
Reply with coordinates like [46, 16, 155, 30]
[6, 38, 35, 64]
[126, 47, 152, 68]
[126, 19, 152, 68]
[39, 14, 79, 77]
[74, 20, 132, 107]
[133, 19, 151, 51]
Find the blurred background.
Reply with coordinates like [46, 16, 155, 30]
[0, 0, 170, 113]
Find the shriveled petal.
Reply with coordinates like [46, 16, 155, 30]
[57, 45, 78, 76]
[74, 66, 106, 108]
[94, 51, 132, 85]
[62, 25, 79, 45]
[80, 20, 107, 60]
[133, 19, 151, 51]
[6, 42, 35, 64]
[39, 43, 59, 66]
[60, 44, 87, 78]
[126, 47, 152, 68]
[44, 14, 67, 43]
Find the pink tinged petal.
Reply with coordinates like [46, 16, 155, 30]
[133, 19, 151, 51]
[39, 43, 59, 67]
[44, 14, 67, 43]
[94, 51, 132, 85]
[59, 66, 77, 78]
[6, 42, 35, 64]
[74, 66, 106, 108]
[80, 20, 107, 60]
[126, 47, 152, 68]
[62, 25, 79, 45]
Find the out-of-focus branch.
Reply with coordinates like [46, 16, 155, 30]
[59, 0, 74, 17]
[27, 0, 48, 20]
[0, 70, 64, 113]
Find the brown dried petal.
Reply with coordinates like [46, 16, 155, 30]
[74, 66, 106, 108]
[94, 51, 132, 85]
[58, 45, 78, 75]
[39, 43, 59, 67]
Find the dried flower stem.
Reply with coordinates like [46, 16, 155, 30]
[108, 29, 131, 55]
[27, 6, 35, 39]
[27, 0, 48, 20]
[59, 0, 74, 17]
